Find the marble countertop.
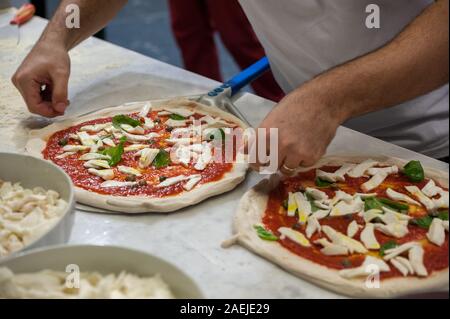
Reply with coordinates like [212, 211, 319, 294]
[0, 10, 448, 299]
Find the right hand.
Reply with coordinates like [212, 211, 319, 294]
[12, 41, 71, 118]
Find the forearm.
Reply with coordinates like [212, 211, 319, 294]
[39, 0, 127, 50]
[297, 0, 449, 123]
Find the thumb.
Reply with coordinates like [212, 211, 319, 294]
[51, 69, 69, 113]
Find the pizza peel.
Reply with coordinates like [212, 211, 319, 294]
[75, 57, 273, 213]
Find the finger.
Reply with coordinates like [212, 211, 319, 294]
[280, 153, 303, 176]
[50, 69, 69, 113]
[17, 78, 61, 118]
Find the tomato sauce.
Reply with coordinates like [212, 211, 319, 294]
[262, 166, 449, 280]
[43, 112, 234, 197]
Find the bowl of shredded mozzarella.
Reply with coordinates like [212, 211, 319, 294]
[0, 245, 203, 299]
[0, 152, 74, 258]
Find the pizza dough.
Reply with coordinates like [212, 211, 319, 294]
[26, 99, 248, 213]
[231, 156, 449, 298]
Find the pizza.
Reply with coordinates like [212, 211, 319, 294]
[26, 99, 248, 213]
[231, 156, 449, 298]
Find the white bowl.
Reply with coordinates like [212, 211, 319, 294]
[0, 245, 204, 298]
[0, 152, 75, 259]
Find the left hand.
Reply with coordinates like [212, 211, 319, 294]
[250, 89, 344, 174]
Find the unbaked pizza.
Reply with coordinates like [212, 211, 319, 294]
[26, 99, 247, 213]
[231, 156, 449, 298]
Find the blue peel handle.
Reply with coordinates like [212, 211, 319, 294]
[207, 56, 271, 97]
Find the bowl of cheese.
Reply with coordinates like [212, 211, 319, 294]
[0, 152, 74, 258]
[0, 245, 203, 299]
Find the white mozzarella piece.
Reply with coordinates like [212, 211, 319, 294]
[333, 163, 356, 179]
[315, 169, 337, 183]
[409, 246, 428, 277]
[322, 225, 367, 254]
[293, 192, 312, 224]
[121, 124, 145, 135]
[353, 192, 377, 199]
[339, 256, 390, 279]
[122, 131, 159, 142]
[87, 168, 114, 181]
[124, 144, 148, 152]
[330, 197, 364, 217]
[314, 238, 348, 256]
[62, 145, 90, 152]
[194, 144, 212, 171]
[118, 166, 142, 177]
[395, 256, 415, 275]
[386, 188, 420, 206]
[361, 173, 387, 192]
[157, 175, 189, 188]
[100, 180, 139, 188]
[305, 188, 328, 200]
[80, 123, 110, 133]
[347, 220, 359, 238]
[83, 160, 111, 169]
[287, 192, 298, 217]
[383, 242, 420, 261]
[366, 165, 398, 176]
[79, 153, 111, 161]
[165, 119, 187, 128]
[443, 220, 449, 232]
[360, 223, 380, 250]
[163, 108, 194, 118]
[311, 209, 331, 220]
[139, 102, 152, 118]
[143, 118, 155, 130]
[433, 191, 449, 209]
[55, 152, 75, 159]
[315, 163, 354, 183]
[347, 159, 378, 178]
[157, 111, 172, 116]
[362, 209, 383, 223]
[421, 179, 439, 197]
[278, 227, 311, 247]
[380, 207, 412, 224]
[427, 218, 446, 247]
[390, 258, 409, 277]
[113, 131, 124, 140]
[313, 200, 331, 210]
[331, 190, 354, 205]
[305, 216, 321, 239]
[374, 223, 409, 239]
[102, 138, 116, 147]
[76, 132, 96, 146]
[139, 148, 160, 169]
[405, 186, 435, 211]
[183, 175, 202, 191]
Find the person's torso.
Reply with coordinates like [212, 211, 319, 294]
[239, 0, 449, 158]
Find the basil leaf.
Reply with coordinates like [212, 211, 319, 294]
[315, 177, 334, 188]
[112, 115, 141, 129]
[58, 138, 68, 146]
[281, 199, 288, 210]
[169, 114, 186, 121]
[153, 149, 171, 169]
[378, 198, 409, 212]
[411, 215, 434, 229]
[438, 210, 449, 221]
[305, 193, 320, 212]
[364, 197, 383, 211]
[102, 137, 126, 166]
[379, 241, 398, 257]
[206, 128, 225, 141]
[253, 225, 278, 241]
[403, 160, 425, 183]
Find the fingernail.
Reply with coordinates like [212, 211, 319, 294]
[55, 102, 67, 113]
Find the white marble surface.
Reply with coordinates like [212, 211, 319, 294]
[0, 12, 448, 299]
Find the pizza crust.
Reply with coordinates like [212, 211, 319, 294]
[25, 99, 248, 213]
[233, 155, 449, 298]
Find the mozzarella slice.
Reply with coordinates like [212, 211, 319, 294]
[360, 223, 380, 250]
[353, 192, 377, 199]
[405, 186, 435, 211]
[118, 166, 142, 177]
[305, 188, 328, 200]
[165, 119, 187, 128]
[100, 180, 139, 188]
[157, 175, 189, 188]
[322, 225, 367, 254]
[386, 188, 420, 206]
[62, 145, 90, 152]
[137, 148, 159, 169]
[339, 256, 390, 279]
[315, 163, 354, 183]
[305, 216, 321, 239]
[314, 200, 331, 210]
[143, 117, 155, 130]
[367, 166, 398, 176]
[383, 242, 419, 261]
[362, 209, 383, 223]
[76, 132, 96, 146]
[293, 192, 312, 224]
[122, 131, 159, 142]
[83, 160, 111, 169]
[87, 168, 114, 181]
[287, 192, 298, 217]
[394, 256, 414, 276]
[79, 153, 111, 161]
[80, 123, 110, 133]
[194, 144, 212, 171]
[163, 107, 194, 118]
[347, 159, 378, 178]
[443, 220, 449, 232]
[433, 191, 449, 209]
[124, 144, 148, 152]
[421, 179, 440, 197]
[183, 175, 202, 191]
[330, 197, 364, 217]
[314, 238, 349, 256]
[409, 246, 428, 277]
[347, 220, 359, 238]
[361, 173, 387, 192]
[102, 138, 116, 147]
[55, 152, 75, 159]
[278, 227, 311, 247]
[121, 124, 145, 135]
[139, 102, 152, 118]
[427, 218, 446, 247]
[374, 223, 409, 239]
[311, 209, 331, 220]
[331, 190, 354, 205]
